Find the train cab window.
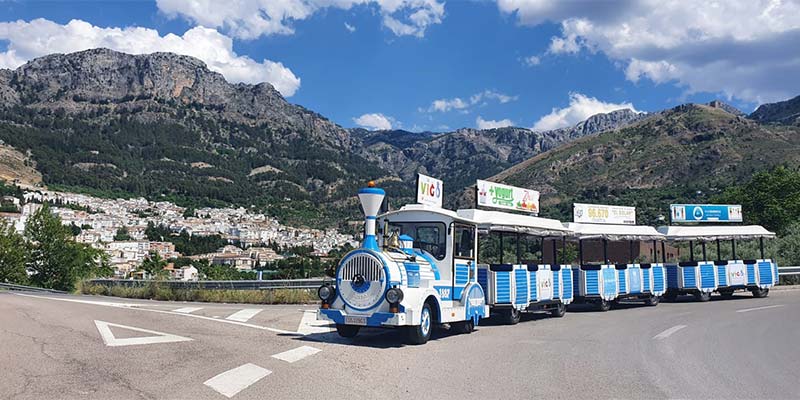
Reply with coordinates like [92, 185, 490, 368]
[454, 225, 475, 259]
[388, 222, 447, 260]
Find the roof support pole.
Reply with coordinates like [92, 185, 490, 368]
[760, 237, 765, 259]
[603, 239, 609, 265]
[499, 232, 504, 264]
[661, 242, 667, 264]
[717, 239, 721, 261]
[579, 239, 584, 266]
[553, 238, 558, 266]
[702, 242, 707, 261]
[689, 240, 695, 262]
[731, 239, 737, 260]
[516, 232, 521, 265]
[652, 240, 657, 263]
[562, 237, 567, 266]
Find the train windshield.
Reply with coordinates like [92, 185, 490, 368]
[387, 221, 447, 260]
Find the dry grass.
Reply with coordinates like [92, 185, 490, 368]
[76, 281, 317, 304]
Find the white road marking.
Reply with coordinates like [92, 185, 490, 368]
[271, 346, 322, 363]
[15, 294, 296, 335]
[653, 325, 687, 340]
[94, 320, 192, 347]
[226, 308, 262, 322]
[297, 310, 333, 335]
[173, 307, 203, 314]
[204, 363, 271, 398]
[736, 304, 784, 313]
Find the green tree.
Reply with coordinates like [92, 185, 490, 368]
[114, 226, 132, 241]
[140, 251, 168, 280]
[0, 221, 28, 284]
[25, 204, 109, 290]
[716, 166, 800, 234]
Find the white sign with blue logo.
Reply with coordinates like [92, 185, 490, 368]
[670, 204, 743, 223]
[416, 173, 443, 207]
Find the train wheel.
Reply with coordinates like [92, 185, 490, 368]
[597, 299, 611, 312]
[502, 308, 521, 325]
[452, 319, 475, 334]
[752, 288, 769, 298]
[550, 303, 567, 318]
[719, 289, 735, 299]
[644, 295, 660, 306]
[406, 303, 433, 345]
[335, 324, 360, 338]
[694, 291, 711, 302]
[664, 291, 678, 302]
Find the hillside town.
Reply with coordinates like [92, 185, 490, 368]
[0, 189, 357, 280]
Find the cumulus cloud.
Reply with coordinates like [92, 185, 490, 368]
[532, 92, 636, 131]
[426, 89, 518, 112]
[476, 116, 514, 130]
[354, 113, 393, 130]
[156, 0, 445, 39]
[522, 55, 540, 66]
[498, 0, 800, 104]
[0, 18, 301, 97]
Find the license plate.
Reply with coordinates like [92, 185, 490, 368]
[345, 316, 367, 326]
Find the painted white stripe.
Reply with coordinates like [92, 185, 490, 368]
[15, 294, 296, 335]
[204, 363, 271, 398]
[736, 304, 784, 313]
[173, 307, 203, 314]
[94, 320, 192, 347]
[297, 310, 333, 335]
[653, 325, 687, 340]
[271, 346, 321, 363]
[226, 308, 262, 322]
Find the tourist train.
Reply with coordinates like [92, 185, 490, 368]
[317, 181, 778, 345]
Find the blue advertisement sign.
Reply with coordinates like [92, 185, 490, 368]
[670, 204, 743, 223]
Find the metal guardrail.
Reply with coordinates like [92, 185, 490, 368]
[0, 282, 67, 294]
[778, 266, 800, 276]
[88, 278, 326, 290]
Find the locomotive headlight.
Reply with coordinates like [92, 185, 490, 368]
[318, 284, 335, 302]
[385, 287, 404, 304]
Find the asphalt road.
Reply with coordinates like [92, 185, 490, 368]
[1, 288, 799, 400]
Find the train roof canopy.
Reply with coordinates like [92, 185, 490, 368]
[566, 222, 665, 241]
[456, 209, 571, 236]
[657, 225, 776, 241]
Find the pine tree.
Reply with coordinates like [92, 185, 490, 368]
[0, 222, 27, 284]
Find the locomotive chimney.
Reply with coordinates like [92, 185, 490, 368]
[358, 181, 385, 251]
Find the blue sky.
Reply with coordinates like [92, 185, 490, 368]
[1, 1, 799, 132]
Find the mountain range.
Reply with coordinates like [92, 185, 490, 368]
[1, 48, 799, 227]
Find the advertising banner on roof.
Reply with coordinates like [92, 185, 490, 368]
[670, 204, 742, 223]
[476, 179, 540, 214]
[416, 173, 443, 207]
[573, 203, 636, 225]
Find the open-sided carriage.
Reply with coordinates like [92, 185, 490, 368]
[566, 223, 667, 311]
[658, 225, 777, 301]
[459, 209, 574, 325]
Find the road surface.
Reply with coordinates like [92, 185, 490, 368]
[1, 288, 799, 399]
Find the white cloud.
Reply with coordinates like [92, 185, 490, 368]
[522, 55, 540, 66]
[532, 92, 636, 131]
[344, 22, 356, 32]
[354, 113, 393, 130]
[498, 0, 800, 104]
[476, 116, 514, 130]
[156, 0, 445, 39]
[0, 18, 301, 97]
[427, 89, 518, 112]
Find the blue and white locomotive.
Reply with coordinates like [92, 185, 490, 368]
[317, 182, 488, 344]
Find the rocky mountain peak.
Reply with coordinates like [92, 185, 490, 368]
[749, 95, 800, 125]
[706, 100, 744, 116]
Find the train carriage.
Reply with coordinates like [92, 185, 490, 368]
[457, 209, 574, 325]
[566, 223, 667, 311]
[658, 225, 777, 301]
